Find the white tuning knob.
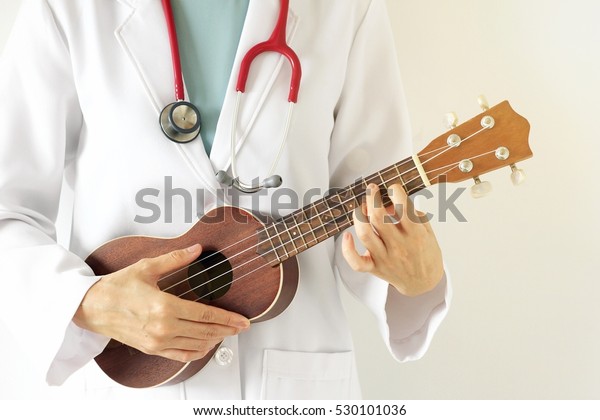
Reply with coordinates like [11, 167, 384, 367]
[445, 112, 458, 129]
[510, 164, 526, 186]
[471, 177, 492, 198]
[478, 95, 490, 111]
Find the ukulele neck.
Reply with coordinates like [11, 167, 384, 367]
[256, 156, 427, 265]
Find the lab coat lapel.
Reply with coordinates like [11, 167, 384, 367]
[113, 0, 223, 199]
[209, 0, 300, 175]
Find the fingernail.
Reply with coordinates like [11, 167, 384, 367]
[235, 318, 251, 329]
[186, 244, 201, 253]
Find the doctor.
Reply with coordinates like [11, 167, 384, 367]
[0, 0, 450, 399]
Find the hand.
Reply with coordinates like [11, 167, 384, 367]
[342, 184, 444, 297]
[74, 244, 250, 363]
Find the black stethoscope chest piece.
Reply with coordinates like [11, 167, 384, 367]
[160, 101, 201, 144]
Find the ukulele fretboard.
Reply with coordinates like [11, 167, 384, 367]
[256, 156, 426, 265]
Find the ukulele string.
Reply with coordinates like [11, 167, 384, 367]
[170, 150, 491, 302]
[188, 159, 477, 303]
[421, 149, 497, 181]
[161, 166, 420, 295]
[192, 214, 359, 302]
[414, 125, 488, 167]
[162, 146, 492, 297]
[157, 159, 421, 289]
[160, 130, 490, 293]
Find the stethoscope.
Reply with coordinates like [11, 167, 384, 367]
[160, 0, 302, 193]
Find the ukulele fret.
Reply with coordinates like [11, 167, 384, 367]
[309, 202, 330, 243]
[294, 211, 319, 247]
[279, 217, 307, 254]
[288, 213, 309, 251]
[256, 225, 283, 266]
[323, 191, 353, 232]
[378, 170, 387, 188]
[394, 163, 407, 191]
[272, 221, 295, 258]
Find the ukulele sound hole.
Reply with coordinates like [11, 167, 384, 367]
[187, 251, 232, 301]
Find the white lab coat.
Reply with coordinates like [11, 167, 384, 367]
[0, 0, 450, 399]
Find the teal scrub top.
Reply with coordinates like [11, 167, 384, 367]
[172, 0, 250, 155]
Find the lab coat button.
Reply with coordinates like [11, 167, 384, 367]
[214, 346, 234, 366]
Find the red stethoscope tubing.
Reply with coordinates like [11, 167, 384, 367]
[236, 0, 301, 103]
[161, 0, 302, 104]
[161, 0, 185, 102]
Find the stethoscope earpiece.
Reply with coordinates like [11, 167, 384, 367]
[160, 101, 201, 144]
[263, 175, 283, 189]
[215, 171, 283, 194]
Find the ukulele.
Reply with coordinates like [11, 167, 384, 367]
[86, 99, 532, 388]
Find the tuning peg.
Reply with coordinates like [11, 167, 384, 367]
[445, 112, 458, 129]
[510, 164, 526, 186]
[478, 95, 490, 111]
[471, 176, 492, 198]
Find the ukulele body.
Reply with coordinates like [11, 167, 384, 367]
[85, 206, 299, 388]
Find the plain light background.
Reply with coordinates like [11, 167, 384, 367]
[1, 0, 599, 399]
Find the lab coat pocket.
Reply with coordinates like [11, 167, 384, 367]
[260, 349, 358, 400]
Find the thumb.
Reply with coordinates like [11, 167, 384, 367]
[141, 244, 202, 278]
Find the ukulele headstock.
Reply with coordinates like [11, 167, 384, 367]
[418, 99, 532, 197]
